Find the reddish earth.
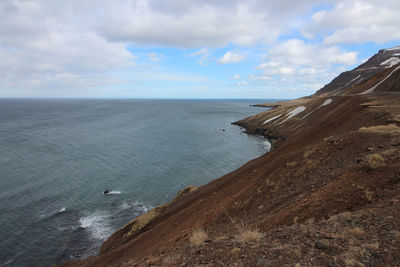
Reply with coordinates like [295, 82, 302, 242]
[61, 57, 400, 266]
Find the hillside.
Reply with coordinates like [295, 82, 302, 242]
[61, 48, 400, 266]
[316, 46, 400, 95]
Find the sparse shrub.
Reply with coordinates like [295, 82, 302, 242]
[359, 124, 400, 135]
[365, 191, 374, 202]
[365, 153, 385, 169]
[189, 227, 208, 246]
[231, 247, 241, 255]
[235, 222, 262, 242]
[349, 227, 365, 237]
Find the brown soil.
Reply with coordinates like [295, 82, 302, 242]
[60, 93, 400, 267]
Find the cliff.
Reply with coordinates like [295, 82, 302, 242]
[61, 50, 400, 266]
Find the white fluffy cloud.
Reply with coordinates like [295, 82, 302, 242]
[0, 0, 135, 96]
[252, 39, 358, 93]
[304, 0, 400, 44]
[190, 48, 210, 64]
[218, 51, 246, 64]
[97, 0, 325, 48]
[0, 0, 399, 97]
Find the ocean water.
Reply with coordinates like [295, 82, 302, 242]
[0, 99, 272, 267]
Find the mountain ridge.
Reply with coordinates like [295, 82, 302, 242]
[316, 45, 400, 95]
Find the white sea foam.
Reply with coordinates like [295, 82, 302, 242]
[107, 191, 121, 194]
[79, 211, 112, 240]
[59, 207, 66, 213]
[0, 259, 12, 266]
[263, 141, 271, 151]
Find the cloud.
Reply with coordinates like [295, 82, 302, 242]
[304, 0, 400, 44]
[96, 0, 325, 48]
[236, 81, 248, 86]
[251, 39, 358, 93]
[231, 74, 241, 80]
[147, 52, 163, 62]
[218, 51, 245, 64]
[0, 0, 135, 95]
[190, 48, 210, 64]
[265, 39, 358, 66]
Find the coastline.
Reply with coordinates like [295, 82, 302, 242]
[61, 93, 400, 266]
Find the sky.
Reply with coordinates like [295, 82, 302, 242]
[0, 0, 399, 99]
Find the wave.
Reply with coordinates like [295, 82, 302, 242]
[38, 207, 67, 221]
[120, 201, 149, 213]
[103, 190, 121, 195]
[79, 211, 112, 240]
[263, 140, 271, 151]
[0, 259, 12, 266]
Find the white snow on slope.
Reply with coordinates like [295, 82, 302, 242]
[321, 98, 332, 106]
[301, 98, 332, 119]
[345, 75, 361, 87]
[394, 53, 400, 56]
[263, 114, 282, 125]
[384, 46, 400, 52]
[353, 78, 364, 87]
[380, 57, 400, 68]
[278, 106, 306, 125]
[359, 65, 400, 95]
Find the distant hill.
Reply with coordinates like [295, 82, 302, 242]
[316, 46, 400, 95]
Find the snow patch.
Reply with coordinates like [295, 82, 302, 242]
[302, 98, 332, 119]
[352, 78, 364, 87]
[380, 57, 400, 68]
[394, 53, 400, 56]
[279, 106, 306, 125]
[321, 98, 332, 106]
[384, 46, 400, 52]
[345, 75, 361, 87]
[263, 114, 282, 124]
[359, 65, 400, 95]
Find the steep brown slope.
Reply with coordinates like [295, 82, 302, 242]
[61, 93, 400, 266]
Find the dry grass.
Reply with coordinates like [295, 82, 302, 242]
[125, 204, 167, 237]
[365, 154, 386, 169]
[349, 227, 365, 237]
[303, 148, 316, 158]
[365, 191, 374, 202]
[363, 242, 379, 251]
[360, 124, 400, 135]
[286, 161, 297, 167]
[176, 185, 197, 198]
[231, 247, 241, 255]
[235, 222, 262, 242]
[189, 227, 208, 246]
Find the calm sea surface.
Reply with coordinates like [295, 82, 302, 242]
[0, 99, 273, 266]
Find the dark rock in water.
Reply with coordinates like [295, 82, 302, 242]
[103, 190, 109, 195]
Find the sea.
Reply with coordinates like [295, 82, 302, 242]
[0, 99, 273, 267]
